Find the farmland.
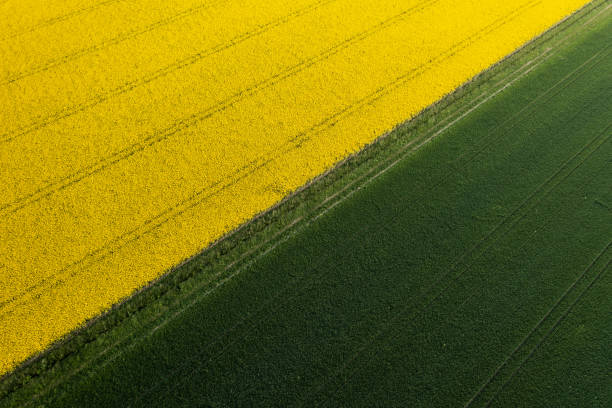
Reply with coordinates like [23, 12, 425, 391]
[1, 1, 610, 406]
[0, 0, 592, 375]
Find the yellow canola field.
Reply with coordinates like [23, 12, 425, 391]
[0, 0, 590, 375]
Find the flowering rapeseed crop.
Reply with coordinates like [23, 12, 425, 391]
[0, 0, 590, 375]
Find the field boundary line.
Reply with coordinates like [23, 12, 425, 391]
[582, 2, 612, 27]
[314, 42, 612, 293]
[450, 45, 610, 166]
[310, 46, 554, 222]
[23, 214, 309, 407]
[0, 0, 526, 316]
[463, 242, 612, 407]
[309, 39, 562, 217]
[128, 223, 322, 406]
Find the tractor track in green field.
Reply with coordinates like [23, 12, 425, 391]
[466, 243, 612, 408]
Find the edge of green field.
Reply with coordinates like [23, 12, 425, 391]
[1, 0, 608, 404]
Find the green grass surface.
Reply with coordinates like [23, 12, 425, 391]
[2, 2, 611, 407]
